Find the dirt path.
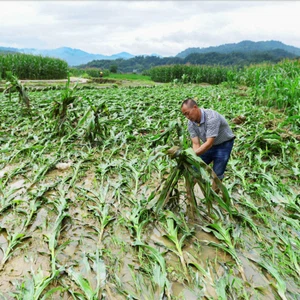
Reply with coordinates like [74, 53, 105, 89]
[19, 77, 89, 84]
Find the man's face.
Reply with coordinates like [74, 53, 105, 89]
[181, 104, 200, 122]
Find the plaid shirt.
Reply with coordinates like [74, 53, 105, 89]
[187, 108, 235, 145]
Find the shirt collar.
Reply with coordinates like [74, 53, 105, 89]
[192, 108, 204, 126]
[188, 108, 205, 126]
[200, 108, 205, 124]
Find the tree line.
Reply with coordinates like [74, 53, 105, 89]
[77, 49, 298, 74]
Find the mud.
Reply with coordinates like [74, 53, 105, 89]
[0, 161, 299, 299]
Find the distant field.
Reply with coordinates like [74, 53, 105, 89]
[105, 73, 152, 81]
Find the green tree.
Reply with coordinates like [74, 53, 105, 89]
[110, 64, 118, 73]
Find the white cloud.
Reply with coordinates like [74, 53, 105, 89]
[0, 1, 300, 56]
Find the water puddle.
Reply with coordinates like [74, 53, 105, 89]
[171, 282, 198, 299]
[29, 208, 48, 232]
[239, 255, 274, 299]
[0, 166, 14, 178]
[149, 226, 175, 249]
[10, 179, 26, 189]
[0, 229, 8, 262]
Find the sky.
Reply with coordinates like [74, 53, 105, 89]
[1, 1, 300, 57]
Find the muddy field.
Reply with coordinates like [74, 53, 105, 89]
[0, 82, 299, 299]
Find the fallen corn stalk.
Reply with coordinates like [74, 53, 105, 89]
[154, 146, 234, 217]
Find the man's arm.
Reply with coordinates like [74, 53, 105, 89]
[191, 137, 215, 156]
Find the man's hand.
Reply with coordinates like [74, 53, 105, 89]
[194, 137, 215, 156]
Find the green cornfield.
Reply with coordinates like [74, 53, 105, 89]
[0, 53, 68, 80]
[149, 59, 300, 117]
[237, 59, 300, 116]
[149, 64, 230, 84]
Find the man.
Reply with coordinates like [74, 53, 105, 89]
[181, 98, 235, 190]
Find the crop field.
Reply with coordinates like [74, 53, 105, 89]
[0, 80, 299, 299]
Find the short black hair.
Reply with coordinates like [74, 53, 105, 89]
[181, 98, 198, 108]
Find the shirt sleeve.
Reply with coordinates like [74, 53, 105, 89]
[206, 114, 220, 138]
[187, 121, 197, 138]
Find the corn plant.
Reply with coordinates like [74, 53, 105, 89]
[27, 157, 61, 189]
[87, 203, 114, 247]
[149, 64, 230, 84]
[43, 187, 69, 272]
[155, 147, 233, 218]
[126, 261, 171, 300]
[0, 226, 30, 268]
[83, 97, 110, 144]
[162, 218, 190, 278]
[0, 53, 68, 80]
[0, 76, 299, 299]
[215, 270, 251, 300]
[23, 199, 42, 229]
[11, 268, 62, 300]
[248, 257, 288, 300]
[0, 183, 25, 213]
[49, 75, 78, 136]
[4, 72, 31, 113]
[121, 204, 149, 243]
[185, 252, 215, 286]
[65, 250, 106, 300]
[203, 222, 246, 281]
[132, 242, 171, 299]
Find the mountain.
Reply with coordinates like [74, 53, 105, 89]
[1, 40, 299, 68]
[0, 46, 135, 66]
[183, 49, 297, 66]
[80, 48, 297, 73]
[176, 40, 300, 58]
[108, 52, 136, 60]
[0, 47, 19, 55]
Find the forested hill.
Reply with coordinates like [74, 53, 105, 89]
[0, 49, 17, 55]
[176, 40, 300, 58]
[77, 49, 298, 73]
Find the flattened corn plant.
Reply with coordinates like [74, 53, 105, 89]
[4, 72, 31, 113]
[0, 75, 299, 299]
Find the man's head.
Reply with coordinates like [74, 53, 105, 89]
[181, 98, 201, 123]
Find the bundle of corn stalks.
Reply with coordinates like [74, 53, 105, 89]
[50, 76, 78, 136]
[83, 99, 110, 144]
[155, 146, 234, 219]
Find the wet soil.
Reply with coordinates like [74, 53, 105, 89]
[0, 163, 284, 299]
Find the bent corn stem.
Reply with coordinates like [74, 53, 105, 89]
[1, 228, 30, 268]
[163, 218, 190, 280]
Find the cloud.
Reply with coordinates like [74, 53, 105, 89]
[1, 1, 300, 56]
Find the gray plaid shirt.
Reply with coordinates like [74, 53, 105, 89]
[187, 108, 235, 145]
